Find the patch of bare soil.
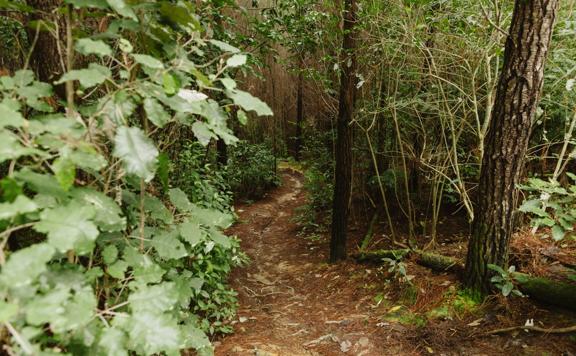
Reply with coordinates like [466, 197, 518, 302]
[216, 171, 576, 356]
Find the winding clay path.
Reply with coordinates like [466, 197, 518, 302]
[216, 171, 411, 356]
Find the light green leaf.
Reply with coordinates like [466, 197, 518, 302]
[227, 89, 273, 116]
[208, 228, 232, 249]
[76, 38, 113, 57]
[107, 0, 137, 20]
[72, 188, 126, 232]
[151, 230, 188, 260]
[178, 220, 203, 247]
[144, 98, 171, 128]
[0, 132, 37, 163]
[124, 312, 181, 354]
[55, 63, 111, 88]
[15, 169, 67, 199]
[65, 0, 109, 8]
[52, 157, 76, 191]
[209, 39, 240, 53]
[102, 245, 119, 265]
[168, 188, 193, 212]
[98, 328, 128, 356]
[0, 195, 38, 220]
[192, 121, 217, 146]
[108, 260, 128, 279]
[113, 126, 159, 182]
[551, 225, 565, 241]
[0, 102, 25, 128]
[226, 54, 247, 68]
[132, 54, 164, 69]
[144, 195, 174, 224]
[128, 283, 178, 313]
[34, 202, 99, 254]
[0, 243, 55, 288]
[0, 300, 18, 322]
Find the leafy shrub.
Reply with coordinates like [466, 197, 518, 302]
[172, 142, 233, 213]
[519, 173, 576, 241]
[227, 142, 280, 199]
[0, 1, 270, 354]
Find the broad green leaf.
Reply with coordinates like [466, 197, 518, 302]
[76, 38, 113, 57]
[107, 0, 137, 20]
[208, 229, 231, 249]
[0, 300, 18, 322]
[52, 157, 76, 191]
[209, 39, 240, 53]
[157, 152, 170, 192]
[0, 131, 39, 163]
[132, 54, 164, 69]
[151, 230, 188, 260]
[144, 98, 171, 128]
[128, 283, 178, 313]
[0, 195, 38, 220]
[181, 324, 213, 354]
[15, 169, 67, 199]
[108, 260, 128, 279]
[113, 126, 159, 182]
[192, 121, 217, 146]
[519, 199, 548, 217]
[55, 63, 111, 88]
[0, 243, 55, 288]
[551, 225, 565, 241]
[144, 195, 174, 224]
[72, 188, 126, 232]
[168, 188, 193, 212]
[501, 282, 513, 297]
[179, 220, 203, 247]
[98, 328, 128, 356]
[226, 54, 247, 68]
[0, 102, 25, 128]
[34, 202, 99, 254]
[124, 312, 181, 354]
[227, 89, 273, 116]
[162, 73, 179, 95]
[102, 245, 119, 265]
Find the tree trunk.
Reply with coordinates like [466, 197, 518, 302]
[464, 0, 559, 294]
[294, 70, 304, 161]
[26, 0, 65, 91]
[330, 0, 357, 262]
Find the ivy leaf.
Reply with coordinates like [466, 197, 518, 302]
[132, 54, 164, 69]
[113, 126, 159, 182]
[179, 220, 203, 247]
[151, 230, 188, 260]
[144, 98, 171, 128]
[107, 0, 137, 20]
[0, 243, 55, 288]
[55, 63, 111, 88]
[34, 202, 99, 254]
[226, 54, 247, 68]
[226, 89, 273, 116]
[0, 102, 25, 128]
[0, 195, 38, 220]
[76, 38, 113, 57]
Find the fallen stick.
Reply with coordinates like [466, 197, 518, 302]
[488, 324, 576, 335]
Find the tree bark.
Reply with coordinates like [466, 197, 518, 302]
[294, 70, 304, 161]
[26, 0, 65, 88]
[330, 0, 357, 262]
[464, 0, 559, 294]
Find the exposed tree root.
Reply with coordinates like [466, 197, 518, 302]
[488, 324, 576, 335]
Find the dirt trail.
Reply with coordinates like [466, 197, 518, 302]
[216, 171, 410, 356]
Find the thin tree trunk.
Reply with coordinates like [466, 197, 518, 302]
[330, 0, 357, 262]
[294, 70, 304, 161]
[26, 0, 65, 94]
[464, 0, 559, 294]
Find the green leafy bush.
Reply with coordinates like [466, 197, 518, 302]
[0, 1, 270, 354]
[227, 142, 280, 199]
[519, 174, 576, 241]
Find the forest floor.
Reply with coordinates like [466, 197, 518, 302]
[215, 170, 576, 356]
